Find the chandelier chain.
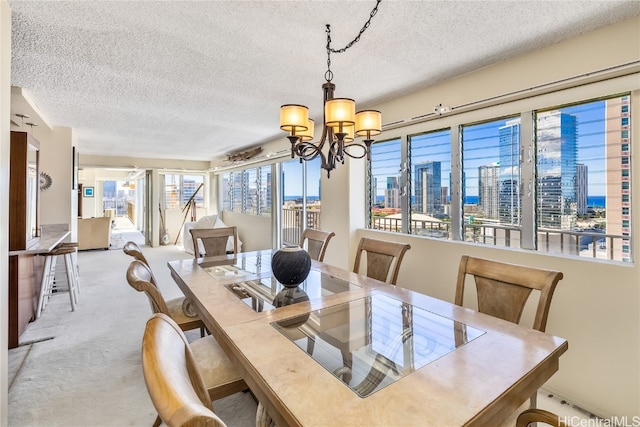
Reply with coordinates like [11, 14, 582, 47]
[325, 0, 382, 82]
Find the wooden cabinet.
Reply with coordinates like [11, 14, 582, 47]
[8, 255, 43, 348]
[9, 131, 40, 251]
[8, 131, 41, 348]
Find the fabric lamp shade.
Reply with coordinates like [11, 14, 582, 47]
[298, 119, 315, 141]
[325, 98, 355, 128]
[355, 110, 382, 137]
[333, 124, 354, 142]
[280, 104, 309, 133]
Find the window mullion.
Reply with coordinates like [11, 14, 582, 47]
[401, 134, 410, 234]
[520, 111, 536, 250]
[450, 126, 462, 241]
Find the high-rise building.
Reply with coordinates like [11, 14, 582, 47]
[576, 164, 588, 215]
[385, 176, 401, 209]
[479, 164, 500, 219]
[537, 111, 578, 229]
[606, 96, 632, 262]
[414, 161, 441, 214]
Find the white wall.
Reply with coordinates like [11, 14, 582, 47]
[1, 1, 11, 423]
[35, 127, 74, 226]
[220, 211, 271, 252]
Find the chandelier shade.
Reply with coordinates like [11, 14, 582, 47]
[355, 110, 382, 138]
[299, 119, 315, 141]
[333, 124, 354, 143]
[280, 104, 309, 133]
[325, 98, 356, 128]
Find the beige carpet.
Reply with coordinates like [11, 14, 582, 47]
[8, 244, 257, 427]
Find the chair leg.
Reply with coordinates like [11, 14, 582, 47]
[256, 402, 274, 427]
[152, 414, 162, 427]
[529, 390, 538, 408]
[306, 337, 315, 356]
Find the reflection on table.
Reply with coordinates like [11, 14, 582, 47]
[226, 270, 361, 312]
[272, 293, 485, 397]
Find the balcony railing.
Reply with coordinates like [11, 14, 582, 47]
[282, 208, 321, 246]
[371, 216, 629, 262]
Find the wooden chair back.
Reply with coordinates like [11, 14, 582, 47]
[123, 241, 157, 286]
[516, 408, 567, 427]
[455, 255, 563, 332]
[126, 260, 169, 315]
[189, 227, 238, 259]
[353, 237, 411, 285]
[142, 313, 226, 427]
[299, 228, 335, 262]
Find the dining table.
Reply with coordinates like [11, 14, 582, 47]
[168, 249, 568, 427]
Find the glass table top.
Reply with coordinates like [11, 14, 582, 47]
[225, 270, 361, 312]
[272, 294, 485, 398]
[200, 253, 272, 281]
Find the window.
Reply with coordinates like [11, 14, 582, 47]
[222, 166, 272, 216]
[366, 93, 632, 262]
[258, 165, 272, 216]
[409, 130, 451, 238]
[281, 157, 322, 245]
[244, 168, 258, 214]
[369, 139, 403, 232]
[534, 96, 631, 261]
[163, 174, 204, 209]
[462, 116, 521, 247]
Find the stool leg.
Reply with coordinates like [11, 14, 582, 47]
[72, 251, 80, 295]
[67, 252, 79, 304]
[36, 255, 53, 319]
[41, 255, 57, 311]
[63, 253, 76, 311]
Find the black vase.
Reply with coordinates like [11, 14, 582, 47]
[271, 246, 311, 288]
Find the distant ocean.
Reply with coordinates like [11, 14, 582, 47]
[284, 196, 320, 201]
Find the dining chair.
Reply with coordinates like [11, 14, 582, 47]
[190, 227, 238, 259]
[455, 255, 564, 412]
[299, 228, 335, 262]
[353, 237, 411, 285]
[455, 255, 563, 333]
[123, 241, 158, 284]
[142, 313, 251, 427]
[516, 408, 567, 426]
[124, 254, 206, 336]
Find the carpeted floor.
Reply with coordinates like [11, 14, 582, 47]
[8, 243, 257, 427]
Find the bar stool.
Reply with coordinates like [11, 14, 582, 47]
[59, 242, 80, 296]
[36, 244, 79, 318]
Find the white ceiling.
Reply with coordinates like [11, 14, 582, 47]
[9, 0, 640, 163]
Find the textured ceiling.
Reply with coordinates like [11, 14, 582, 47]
[9, 0, 640, 163]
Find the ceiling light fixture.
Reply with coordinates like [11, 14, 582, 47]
[280, 0, 382, 178]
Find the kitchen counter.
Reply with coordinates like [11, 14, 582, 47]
[9, 224, 71, 256]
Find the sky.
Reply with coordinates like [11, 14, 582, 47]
[372, 98, 609, 199]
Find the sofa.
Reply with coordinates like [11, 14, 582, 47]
[78, 217, 112, 250]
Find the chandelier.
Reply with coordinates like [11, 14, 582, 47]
[279, 1, 382, 178]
